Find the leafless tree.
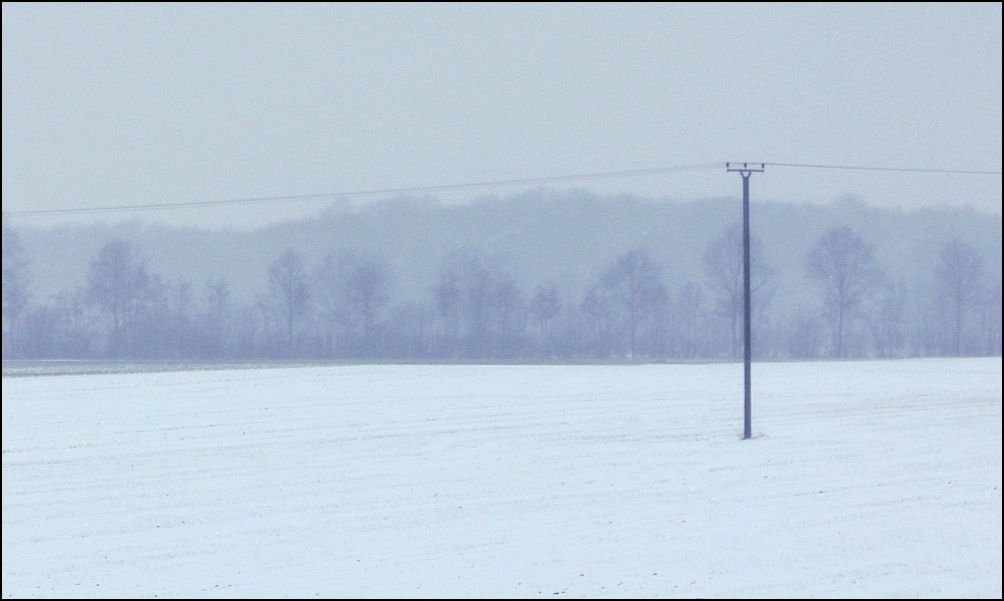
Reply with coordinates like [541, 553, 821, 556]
[139, 275, 194, 359]
[48, 287, 99, 358]
[785, 308, 823, 359]
[313, 249, 390, 357]
[384, 301, 435, 359]
[433, 249, 524, 358]
[434, 263, 463, 352]
[201, 278, 232, 358]
[935, 239, 985, 355]
[702, 223, 776, 358]
[86, 239, 151, 357]
[264, 248, 310, 356]
[806, 226, 885, 358]
[673, 281, 709, 359]
[578, 285, 615, 358]
[978, 280, 1002, 356]
[598, 248, 668, 358]
[870, 280, 909, 358]
[529, 283, 562, 357]
[2, 220, 30, 357]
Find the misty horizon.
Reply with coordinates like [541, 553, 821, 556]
[4, 190, 1000, 363]
[3, 3, 1001, 361]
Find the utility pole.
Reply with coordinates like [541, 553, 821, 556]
[726, 162, 764, 440]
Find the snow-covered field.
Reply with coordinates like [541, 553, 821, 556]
[3, 358, 1001, 599]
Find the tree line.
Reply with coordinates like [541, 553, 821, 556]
[4, 217, 999, 362]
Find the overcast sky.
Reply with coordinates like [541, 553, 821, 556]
[3, 2, 1001, 229]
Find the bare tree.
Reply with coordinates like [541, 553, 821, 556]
[167, 280, 195, 358]
[137, 274, 191, 359]
[673, 281, 709, 359]
[264, 248, 310, 356]
[48, 287, 99, 358]
[434, 263, 463, 353]
[86, 239, 151, 357]
[598, 248, 668, 359]
[702, 223, 776, 358]
[201, 277, 232, 358]
[785, 308, 823, 359]
[489, 275, 525, 358]
[978, 280, 1002, 356]
[433, 249, 524, 359]
[529, 283, 562, 357]
[935, 239, 985, 355]
[384, 301, 435, 359]
[313, 249, 389, 357]
[578, 285, 615, 359]
[2, 220, 30, 357]
[870, 280, 909, 358]
[347, 253, 390, 353]
[806, 226, 885, 358]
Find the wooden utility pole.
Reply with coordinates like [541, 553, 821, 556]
[726, 162, 764, 439]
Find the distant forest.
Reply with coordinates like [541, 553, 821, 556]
[3, 190, 1001, 361]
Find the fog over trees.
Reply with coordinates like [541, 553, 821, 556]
[806, 226, 886, 358]
[3, 191, 1001, 361]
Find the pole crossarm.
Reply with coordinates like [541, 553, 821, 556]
[726, 162, 765, 174]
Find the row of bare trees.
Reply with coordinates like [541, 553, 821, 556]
[806, 226, 999, 358]
[3, 221, 1000, 361]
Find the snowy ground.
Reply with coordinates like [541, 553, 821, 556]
[2, 358, 1001, 599]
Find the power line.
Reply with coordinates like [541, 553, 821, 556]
[764, 162, 1002, 175]
[4, 162, 725, 216]
[5, 160, 1000, 217]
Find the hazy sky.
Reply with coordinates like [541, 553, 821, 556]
[3, 2, 1001, 229]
